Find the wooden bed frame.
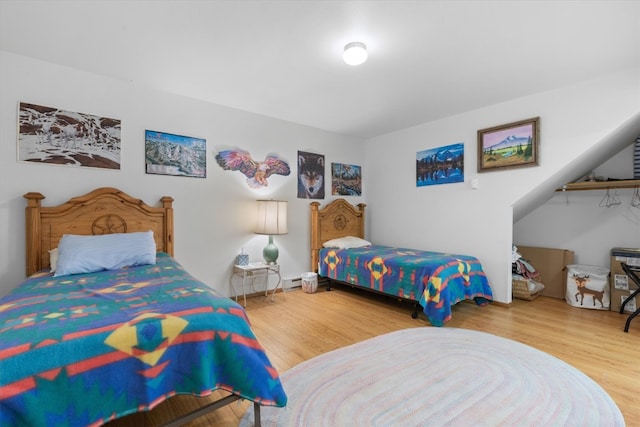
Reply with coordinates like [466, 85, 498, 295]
[310, 198, 427, 318]
[21, 187, 263, 427]
[23, 187, 174, 276]
[310, 199, 495, 322]
[310, 199, 366, 272]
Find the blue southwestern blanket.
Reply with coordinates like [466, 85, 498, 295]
[319, 245, 493, 326]
[0, 253, 287, 426]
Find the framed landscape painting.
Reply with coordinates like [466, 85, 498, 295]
[331, 162, 362, 196]
[145, 130, 206, 178]
[477, 117, 539, 172]
[416, 142, 464, 187]
[18, 102, 121, 169]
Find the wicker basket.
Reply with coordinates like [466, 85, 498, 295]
[512, 278, 540, 301]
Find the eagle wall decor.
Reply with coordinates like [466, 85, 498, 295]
[215, 149, 290, 188]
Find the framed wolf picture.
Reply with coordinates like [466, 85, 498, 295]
[297, 151, 325, 199]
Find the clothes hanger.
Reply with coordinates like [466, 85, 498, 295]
[599, 188, 621, 208]
[631, 186, 640, 208]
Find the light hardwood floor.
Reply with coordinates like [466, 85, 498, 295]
[107, 285, 640, 427]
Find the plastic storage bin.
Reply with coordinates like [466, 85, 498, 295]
[301, 272, 318, 293]
[565, 264, 610, 310]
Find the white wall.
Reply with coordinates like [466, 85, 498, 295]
[0, 52, 365, 297]
[514, 144, 640, 267]
[364, 69, 640, 304]
[2, 51, 638, 305]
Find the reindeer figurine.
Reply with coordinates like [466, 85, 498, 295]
[573, 274, 605, 308]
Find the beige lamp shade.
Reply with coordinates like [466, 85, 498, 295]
[255, 200, 287, 264]
[255, 200, 288, 235]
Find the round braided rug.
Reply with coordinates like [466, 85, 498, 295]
[241, 327, 623, 427]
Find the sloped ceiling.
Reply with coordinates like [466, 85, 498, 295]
[1, 1, 638, 139]
[512, 113, 640, 223]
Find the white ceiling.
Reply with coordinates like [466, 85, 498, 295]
[1, 1, 638, 139]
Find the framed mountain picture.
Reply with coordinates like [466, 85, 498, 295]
[478, 117, 539, 172]
[145, 130, 206, 178]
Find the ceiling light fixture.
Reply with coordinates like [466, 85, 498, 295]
[343, 41, 368, 66]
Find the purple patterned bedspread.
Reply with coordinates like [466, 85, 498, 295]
[319, 245, 493, 326]
[0, 253, 287, 426]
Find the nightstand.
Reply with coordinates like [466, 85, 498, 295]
[232, 262, 282, 307]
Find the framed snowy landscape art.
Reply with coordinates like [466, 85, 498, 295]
[416, 142, 464, 187]
[18, 102, 121, 169]
[477, 117, 540, 172]
[145, 130, 206, 178]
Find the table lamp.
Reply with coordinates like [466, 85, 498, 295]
[255, 200, 288, 264]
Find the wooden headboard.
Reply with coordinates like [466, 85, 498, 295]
[310, 199, 366, 272]
[23, 187, 174, 276]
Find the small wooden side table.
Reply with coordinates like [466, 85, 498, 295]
[232, 262, 281, 307]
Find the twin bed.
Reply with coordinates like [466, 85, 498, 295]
[0, 188, 287, 426]
[311, 199, 493, 326]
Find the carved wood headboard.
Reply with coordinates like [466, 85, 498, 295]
[310, 199, 366, 272]
[23, 187, 174, 276]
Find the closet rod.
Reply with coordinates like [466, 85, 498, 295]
[556, 179, 640, 192]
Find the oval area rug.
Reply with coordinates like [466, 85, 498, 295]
[240, 327, 623, 427]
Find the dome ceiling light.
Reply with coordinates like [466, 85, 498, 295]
[343, 41, 368, 66]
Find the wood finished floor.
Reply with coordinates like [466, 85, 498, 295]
[107, 284, 640, 427]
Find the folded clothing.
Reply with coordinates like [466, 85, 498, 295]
[512, 258, 541, 279]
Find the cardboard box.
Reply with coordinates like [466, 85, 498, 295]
[610, 247, 640, 312]
[612, 272, 636, 291]
[516, 246, 575, 299]
[610, 247, 640, 275]
[611, 289, 639, 313]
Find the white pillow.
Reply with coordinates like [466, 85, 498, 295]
[49, 248, 59, 273]
[55, 231, 156, 277]
[322, 236, 371, 249]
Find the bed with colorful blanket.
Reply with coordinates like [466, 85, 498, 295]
[0, 188, 287, 427]
[311, 200, 493, 326]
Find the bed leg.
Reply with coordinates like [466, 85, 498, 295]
[254, 402, 261, 427]
[411, 304, 419, 319]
